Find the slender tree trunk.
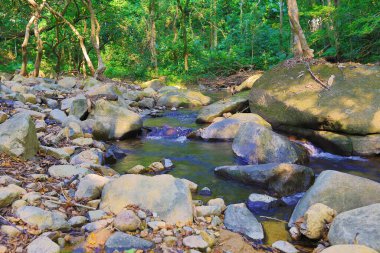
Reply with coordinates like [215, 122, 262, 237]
[46, 3, 96, 76]
[20, 15, 36, 76]
[177, 0, 190, 72]
[210, 0, 217, 49]
[33, 16, 43, 77]
[148, 0, 158, 74]
[279, 0, 284, 52]
[82, 0, 106, 79]
[287, 0, 314, 58]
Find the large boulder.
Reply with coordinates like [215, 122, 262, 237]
[140, 79, 164, 91]
[235, 72, 263, 92]
[100, 174, 193, 224]
[321, 245, 378, 253]
[224, 203, 264, 241]
[0, 113, 39, 159]
[199, 113, 271, 140]
[157, 88, 211, 108]
[215, 163, 314, 196]
[232, 123, 309, 164]
[196, 91, 250, 123]
[328, 204, 380, 251]
[90, 99, 142, 140]
[249, 62, 380, 136]
[289, 170, 380, 226]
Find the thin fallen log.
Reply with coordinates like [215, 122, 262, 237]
[305, 62, 330, 90]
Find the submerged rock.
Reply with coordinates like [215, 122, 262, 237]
[100, 174, 193, 224]
[289, 170, 380, 226]
[196, 91, 250, 123]
[328, 203, 380, 251]
[215, 163, 314, 196]
[0, 113, 39, 159]
[246, 193, 279, 214]
[232, 123, 309, 164]
[224, 203, 264, 241]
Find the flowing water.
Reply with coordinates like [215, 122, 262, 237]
[111, 91, 380, 245]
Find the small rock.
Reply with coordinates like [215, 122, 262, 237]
[300, 203, 337, 240]
[49, 109, 67, 123]
[148, 162, 165, 172]
[0, 184, 26, 207]
[183, 235, 208, 249]
[199, 187, 212, 196]
[105, 232, 154, 252]
[22, 192, 42, 206]
[70, 148, 104, 166]
[272, 240, 299, 253]
[82, 218, 113, 232]
[148, 221, 166, 231]
[68, 216, 87, 227]
[27, 236, 60, 253]
[87, 199, 101, 209]
[72, 137, 93, 146]
[48, 165, 90, 178]
[0, 176, 21, 186]
[207, 198, 226, 211]
[161, 158, 174, 169]
[1, 225, 21, 237]
[247, 193, 279, 214]
[127, 164, 147, 174]
[88, 210, 108, 222]
[195, 206, 222, 217]
[114, 210, 141, 232]
[75, 174, 110, 200]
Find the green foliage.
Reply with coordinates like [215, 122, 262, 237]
[0, 0, 379, 82]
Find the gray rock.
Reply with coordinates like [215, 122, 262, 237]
[196, 91, 249, 123]
[200, 113, 271, 140]
[321, 245, 378, 253]
[100, 174, 193, 224]
[195, 205, 222, 217]
[68, 216, 87, 227]
[224, 203, 264, 241]
[27, 236, 60, 253]
[232, 123, 309, 164]
[69, 95, 88, 120]
[289, 170, 380, 226]
[215, 163, 314, 197]
[328, 203, 380, 251]
[183, 235, 208, 249]
[113, 210, 141, 232]
[39, 145, 70, 160]
[272, 240, 299, 253]
[90, 99, 142, 140]
[88, 210, 108, 222]
[0, 176, 21, 186]
[49, 109, 67, 123]
[16, 206, 70, 231]
[70, 148, 104, 165]
[82, 218, 113, 232]
[0, 113, 39, 159]
[75, 174, 110, 200]
[105, 232, 154, 253]
[157, 89, 211, 108]
[0, 184, 26, 207]
[46, 98, 58, 109]
[48, 165, 91, 178]
[247, 193, 279, 213]
[138, 97, 155, 109]
[57, 76, 77, 89]
[15, 108, 46, 120]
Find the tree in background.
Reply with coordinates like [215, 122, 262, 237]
[287, 0, 314, 58]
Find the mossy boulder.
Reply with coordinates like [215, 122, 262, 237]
[157, 87, 211, 108]
[249, 62, 380, 135]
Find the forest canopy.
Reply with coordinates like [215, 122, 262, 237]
[0, 0, 379, 81]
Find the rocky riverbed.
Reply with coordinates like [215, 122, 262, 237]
[1, 62, 380, 253]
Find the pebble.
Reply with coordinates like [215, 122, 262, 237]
[148, 221, 166, 231]
[113, 210, 141, 232]
[199, 187, 212, 196]
[183, 235, 208, 249]
[272, 240, 299, 253]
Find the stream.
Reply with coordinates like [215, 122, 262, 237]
[111, 92, 380, 245]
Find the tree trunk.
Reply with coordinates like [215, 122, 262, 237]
[148, 0, 158, 74]
[82, 0, 106, 80]
[287, 0, 314, 58]
[176, 0, 190, 72]
[46, 3, 96, 76]
[20, 15, 36, 76]
[33, 16, 43, 77]
[279, 0, 284, 52]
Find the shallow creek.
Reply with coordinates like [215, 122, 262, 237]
[111, 92, 380, 245]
